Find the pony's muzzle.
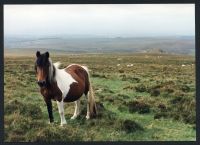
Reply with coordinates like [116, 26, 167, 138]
[37, 80, 46, 87]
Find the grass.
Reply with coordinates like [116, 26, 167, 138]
[4, 53, 196, 141]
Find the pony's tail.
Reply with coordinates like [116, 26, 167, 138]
[88, 82, 97, 118]
[83, 65, 97, 118]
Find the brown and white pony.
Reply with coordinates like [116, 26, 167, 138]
[35, 51, 97, 126]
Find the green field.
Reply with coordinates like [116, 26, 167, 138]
[4, 53, 196, 141]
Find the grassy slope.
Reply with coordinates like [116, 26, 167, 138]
[4, 53, 196, 141]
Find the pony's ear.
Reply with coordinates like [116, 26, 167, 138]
[36, 51, 40, 57]
[45, 51, 49, 58]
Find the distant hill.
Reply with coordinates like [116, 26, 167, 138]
[4, 35, 195, 55]
[144, 48, 166, 54]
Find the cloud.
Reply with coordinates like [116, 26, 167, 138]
[4, 4, 195, 37]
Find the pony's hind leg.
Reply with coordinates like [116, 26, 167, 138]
[86, 94, 90, 119]
[56, 100, 67, 126]
[86, 102, 90, 119]
[71, 99, 80, 119]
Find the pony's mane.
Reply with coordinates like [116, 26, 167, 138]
[53, 61, 61, 69]
[48, 58, 55, 83]
[47, 60, 62, 84]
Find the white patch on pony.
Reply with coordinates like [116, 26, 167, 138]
[54, 62, 77, 98]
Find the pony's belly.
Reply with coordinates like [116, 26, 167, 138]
[63, 82, 84, 102]
[63, 95, 82, 102]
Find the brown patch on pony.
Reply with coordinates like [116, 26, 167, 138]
[40, 81, 62, 102]
[64, 64, 97, 117]
[64, 65, 89, 102]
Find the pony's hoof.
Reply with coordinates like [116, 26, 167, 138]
[48, 121, 54, 124]
[70, 116, 77, 120]
[86, 115, 90, 120]
[60, 122, 67, 127]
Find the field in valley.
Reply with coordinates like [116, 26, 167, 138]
[4, 53, 196, 141]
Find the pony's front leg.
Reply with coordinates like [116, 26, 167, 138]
[56, 100, 67, 126]
[45, 99, 54, 123]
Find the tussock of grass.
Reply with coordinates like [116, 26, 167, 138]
[29, 125, 81, 142]
[117, 93, 130, 99]
[135, 84, 147, 93]
[5, 99, 43, 119]
[118, 106, 128, 112]
[127, 100, 150, 114]
[180, 85, 190, 92]
[122, 85, 134, 90]
[92, 73, 107, 79]
[120, 119, 144, 133]
[121, 75, 140, 83]
[157, 103, 167, 112]
[150, 89, 160, 97]
[154, 96, 195, 124]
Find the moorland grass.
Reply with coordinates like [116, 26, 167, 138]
[4, 53, 196, 141]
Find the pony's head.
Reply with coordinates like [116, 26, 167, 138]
[35, 51, 54, 87]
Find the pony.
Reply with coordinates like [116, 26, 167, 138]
[35, 51, 97, 126]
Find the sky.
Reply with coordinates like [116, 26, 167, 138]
[4, 4, 195, 38]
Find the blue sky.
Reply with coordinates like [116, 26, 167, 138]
[4, 4, 195, 37]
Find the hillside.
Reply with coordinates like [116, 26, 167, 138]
[4, 36, 195, 55]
